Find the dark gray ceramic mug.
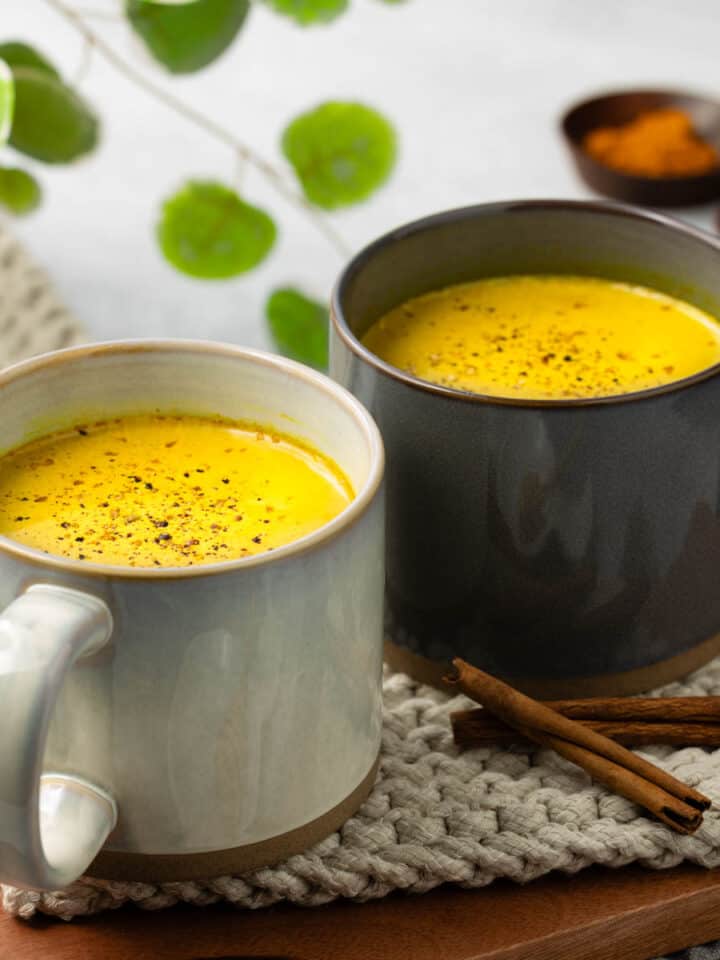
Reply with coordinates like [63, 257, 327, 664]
[330, 200, 720, 697]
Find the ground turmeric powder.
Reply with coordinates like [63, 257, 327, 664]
[583, 107, 719, 178]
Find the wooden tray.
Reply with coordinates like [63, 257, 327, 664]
[3, 863, 720, 960]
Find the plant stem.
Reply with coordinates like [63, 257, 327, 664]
[43, 0, 352, 259]
[233, 150, 248, 194]
[72, 8, 124, 19]
[71, 34, 94, 84]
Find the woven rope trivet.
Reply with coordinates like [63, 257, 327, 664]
[0, 224, 85, 365]
[2, 224, 720, 927]
[4, 659, 720, 920]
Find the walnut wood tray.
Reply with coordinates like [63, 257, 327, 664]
[4, 863, 720, 960]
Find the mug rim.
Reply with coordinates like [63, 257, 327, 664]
[330, 198, 720, 409]
[0, 339, 385, 580]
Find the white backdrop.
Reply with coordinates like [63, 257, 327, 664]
[3, 0, 720, 348]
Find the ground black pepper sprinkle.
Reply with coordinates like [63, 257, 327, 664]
[362, 276, 720, 400]
[0, 414, 353, 567]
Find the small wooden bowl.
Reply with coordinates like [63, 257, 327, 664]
[561, 90, 720, 206]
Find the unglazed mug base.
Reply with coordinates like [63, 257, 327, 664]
[385, 633, 720, 699]
[88, 754, 380, 883]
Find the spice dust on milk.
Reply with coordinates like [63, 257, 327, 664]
[0, 414, 353, 567]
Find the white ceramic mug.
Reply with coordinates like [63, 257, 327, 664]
[0, 340, 385, 890]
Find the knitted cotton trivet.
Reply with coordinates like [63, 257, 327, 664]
[0, 224, 84, 365]
[5, 659, 720, 921]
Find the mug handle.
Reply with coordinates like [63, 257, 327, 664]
[0, 583, 117, 890]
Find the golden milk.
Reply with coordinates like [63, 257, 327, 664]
[0, 414, 353, 567]
[362, 275, 720, 400]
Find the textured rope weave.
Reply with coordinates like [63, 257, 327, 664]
[5, 660, 720, 920]
[0, 224, 84, 365]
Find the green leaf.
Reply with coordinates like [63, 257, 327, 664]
[158, 181, 276, 279]
[0, 42, 59, 79]
[9, 68, 98, 164]
[263, 0, 348, 25]
[126, 0, 250, 73]
[0, 167, 41, 215]
[0, 60, 14, 146]
[282, 101, 397, 209]
[266, 287, 328, 369]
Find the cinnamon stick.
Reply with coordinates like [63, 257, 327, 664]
[514, 727, 703, 834]
[523, 697, 720, 723]
[445, 658, 711, 834]
[452, 710, 720, 748]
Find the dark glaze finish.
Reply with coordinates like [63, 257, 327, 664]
[331, 201, 720, 690]
[562, 90, 720, 206]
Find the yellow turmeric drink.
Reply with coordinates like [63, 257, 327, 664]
[362, 275, 720, 400]
[0, 414, 353, 567]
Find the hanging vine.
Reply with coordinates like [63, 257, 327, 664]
[0, 0, 403, 367]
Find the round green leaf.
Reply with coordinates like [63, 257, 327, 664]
[263, 0, 348, 25]
[282, 101, 397, 209]
[9, 68, 98, 164]
[158, 181, 276, 279]
[0, 60, 14, 146]
[266, 287, 328, 368]
[0, 167, 41, 215]
[0, 42, 59, 79]
[126, 0, 250, 73]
